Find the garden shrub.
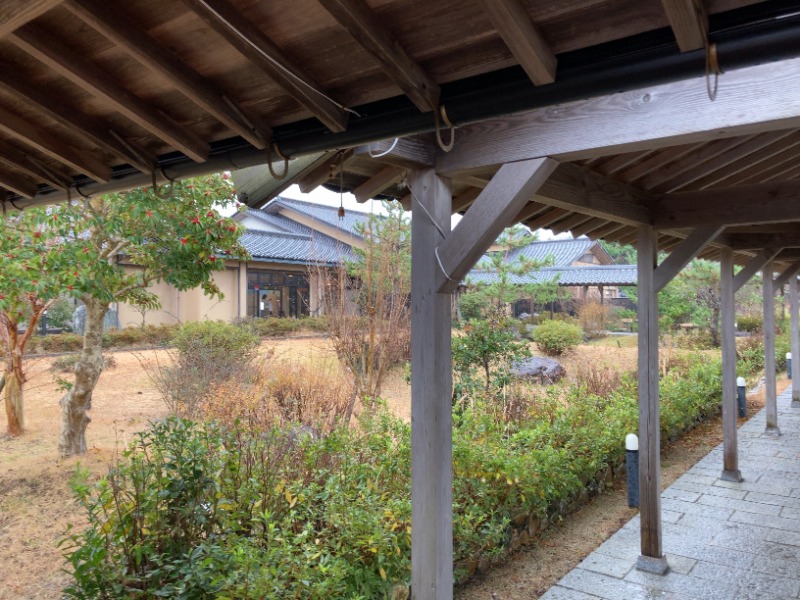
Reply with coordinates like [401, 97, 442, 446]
[154, 321, 261, 417]
[50, 354, 117, 374]
[576, 301, 610, 340]
[532, 319, 583, 356]
[63, 352, 728, 598]
[737, 315, 762, 333]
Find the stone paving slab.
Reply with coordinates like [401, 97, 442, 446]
[540, 387, 800, 600]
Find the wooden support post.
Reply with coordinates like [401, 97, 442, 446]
[409, 169, 453, 600]
[763, 261, 780, 435]
[790, 275, 800, 406]
[720, 247, 742, 481]
[636, 225, 668, 575]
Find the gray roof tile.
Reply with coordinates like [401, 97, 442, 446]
[241, 229, 353, 266]
[506, 238, 601, 267]
[466, 265, 637, 286]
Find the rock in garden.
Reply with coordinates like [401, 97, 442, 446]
[511, 357, 566, 384]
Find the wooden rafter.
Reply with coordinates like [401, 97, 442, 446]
[643, 132, 786, 192]
[0, 169, 38, 198]
[10, 24, 210, 163]
[297, 150, 353, 193]
[615, 143, 698, 182]
[660, 0, 707, 52]
[594, 150, 654, 176]
[692, 130, 800, 190]
[353, 165, 404, 203]
[477, 0, 556, 85]
[180, 0, 347, 133]
[513, 201, 547, 223]
[524, 207, 569, 231]
[437, 57, 800, 174]
[0, 0, 63, 37]
[451, 187, 481, 213]
[570, 217, 607, 238]
[317, 0, 440, 112]
[64, 0, 271, 149]
[655, 180, 800, 229]
[0, 104, 111, 182]
[585, 221, 626, 240]
[437, 158, 558, 293]
[549, 212, 592, 235]
[0, 66, 156, 173]
[0, 141, 69, 190]
[724, 233, 800, 250]
[732, 248, 782, 292]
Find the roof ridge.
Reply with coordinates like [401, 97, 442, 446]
[277, 196, 375, 216]
[242, 229, 310, 241]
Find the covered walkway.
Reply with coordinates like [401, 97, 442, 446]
[542, 387, 800, 600]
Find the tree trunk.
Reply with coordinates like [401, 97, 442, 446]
[4, 368, 22, 436]
[59, 299, 107, 457]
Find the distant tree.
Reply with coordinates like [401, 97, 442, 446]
[0, 208, 76, 436]
[599, 241, 637, 265]
[49, 174, 247, 457]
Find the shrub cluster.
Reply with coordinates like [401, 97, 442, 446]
[64, 352, 725, 598]
[532, 319, 583, 356]
[241, 316, 329, 338]
[736, 315, 762, 333]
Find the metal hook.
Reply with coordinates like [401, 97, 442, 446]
[151, 170, 174, 200]
[435, 105, 455, 152]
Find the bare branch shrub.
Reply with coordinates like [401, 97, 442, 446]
[315, 202, 411, 421]
[576, 300, 610, 340]
[201, 360, 353, 433]
[574, 359, 623, 397]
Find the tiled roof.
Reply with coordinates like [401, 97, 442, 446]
[241, 230, 353, 266]
[505, 238, 601, 267]
[267, 197, 372, 239]
[466, 265, 637, 287]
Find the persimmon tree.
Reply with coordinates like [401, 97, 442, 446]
[48, 173, 247, 456]
[0, 207, 77, 436]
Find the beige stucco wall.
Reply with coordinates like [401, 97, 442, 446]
[117, 263, 243, 328]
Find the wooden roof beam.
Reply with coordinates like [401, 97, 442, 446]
[64, 0, 270, 150]
[452, 187, 481, 213]
[534, 162, 652, 226]
[585, 221, 626, 240]
[654, 225, 723, 292]
[353, 136, 435, 169]
[723, 233, 800, 250]
[297, 149, 353, 193]
[0, 0, 63, 37]
[477, 0, 556, 85]
[181, 0, 347, 133]
[655, 180, 800, 229]
[317, 0, 440, 112]
[0, 169, 39, 198]
[437, 57, 800, 174]
[10, 24, 210, 163]
[570, 217, 608, 238]
[513, 200, 547, 223]
[0, 66, 156, 174]
[0, 104, 111, 182]
[733, 247, 782, 292]
[660, 0, 707, 52]
[353, 165, 404, 203]
[438, 158, 558, 293]
[549, 212, 593, 236]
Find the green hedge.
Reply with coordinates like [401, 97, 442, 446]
[63, 352, 724, 599]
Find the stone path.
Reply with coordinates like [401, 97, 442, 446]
[541, 387, 800, 600]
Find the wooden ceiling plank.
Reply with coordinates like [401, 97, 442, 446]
[10, 23, 210, 163]
[679, 130, 800, 190]
[64, 0, 270, 150]
[660, 0, 707, 52]
[615, 142, 698, 182]
[655, 181, 800, 229]
[724, 233, 800, 250]
[570, 217, 608, 238]
[180, 0, 347, 133]
[593, 150, 654, 176]
[585, 221, 625, 240]
[642, 134, 761, 192]
[524, 207, 569, 231]
[0, 0, 63, 37]
[603, 227, 636, 244]
[437, 57, 800, 174]
[513, 200, 547, 223]
[437, 157, 558, 293]
[317, 0, 440, 112]
[0, 104, 111, 182]
[0, 66, 156, 173]
[477, 0, 556, 86]
[353, 165, 404, 203]
[549, 212, 592, 235]
[0, 169, 38, 198]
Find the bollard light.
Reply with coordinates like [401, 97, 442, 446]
[787, 353, 792, 379]
[625, 433, 639, 508]
[737, 376, 747, 418]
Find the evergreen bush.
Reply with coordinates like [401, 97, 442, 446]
[532, 319, 583, 356]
